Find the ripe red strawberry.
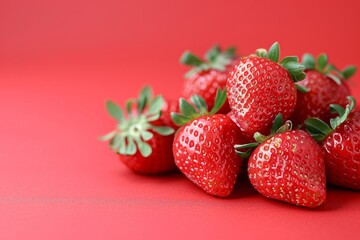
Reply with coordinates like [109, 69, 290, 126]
[305, 96, 360, 190]
[100, 87, 177, 174]
[180, 45, 237, 114]
[291, 53, 355, 126]
[236, 115, 326, 208]
[227, 42, 306, 138]
[171, 89, 245, 197]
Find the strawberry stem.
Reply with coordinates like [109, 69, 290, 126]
[317, 54, 328, 71]
[171, 88, 227, 126]
[302, 53, 316, 70]
[255, 42, 306, 82]
[234, 142, 259, 159]
[180, 45, 237, 78]
[301, 53, 357, 84]
[305, 96, 356, 142]
[100, 86, 174, 157]
[180, 51, 205, 67]
[267, 42, 280, 62]
[210, 89, 227, 114]
[234, 114, 293, 158]
[191, 95, 208, 114]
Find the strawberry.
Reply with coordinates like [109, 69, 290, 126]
[236, 115, 326, 208]
[100, 87, 177, 174]
[291, 53, 356, 126]
[227, 42, 307, 138]
[171, 89, 245, 197]
[305, 96, 360, 190]
[180, 45, 237, 114]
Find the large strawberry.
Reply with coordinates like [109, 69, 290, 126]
[180, 45, 237, 113]
[291, 53, 356, 126]
[305, 96, 360, 190]
[227, 42, 307, 138]
[236, 114, 326, 208]
[171, 89, 245, 197]
[100, 87, 177, 174]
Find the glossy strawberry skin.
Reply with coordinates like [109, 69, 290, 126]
[227, 111, 240, 128]
[227, 57, 297, 138]
[248, 130, 326, 208]
[183, 69, 230, 114]
[291, 70, 351, 126]
[173, 114, 243, 197]
[321, 111, 360, 190]
[119, 129, 176, 174]
[227, 111, 254, 142]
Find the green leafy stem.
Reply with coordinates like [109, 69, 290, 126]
[100, 86, 174, 157]
[255, 42, 308, 93]
[171, 88, 227, 126]
[302, 53, 357, 85]
[305, 96, 356, 142]
[180, 45, 237, 78]
[234, 114, 293, 158]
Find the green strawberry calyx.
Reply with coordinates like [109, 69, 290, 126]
[304, 96, 356, 142]
[171, 88, 227, 126]
[255, 42, 308, 93]
[302, 53, 357, 85]
[180, 45, 237, 78]
[234, 114, 293, 158]
[100, 86, 174, 157]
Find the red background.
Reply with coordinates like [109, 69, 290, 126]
[1, 0, 360, 239]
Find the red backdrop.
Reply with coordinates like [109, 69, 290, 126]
[1, 0, 360, 239]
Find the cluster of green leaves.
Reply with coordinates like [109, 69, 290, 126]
[100, 87, 174, 157]
[302, 53, 357, 85]
[235, 113, 293, 158]
[255, 42, 307, 92]
[171, 88, 227, 126]
[305, 96, 356, 142]
[180, 45, 237, 78]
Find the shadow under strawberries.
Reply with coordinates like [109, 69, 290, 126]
[229, 174, 359, 211]
[228, 174, 258, 199]
[319, 185, 359, 211]
[115, 165, 359, 211]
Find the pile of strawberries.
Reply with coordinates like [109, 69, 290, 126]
[101, 42, 359, 208]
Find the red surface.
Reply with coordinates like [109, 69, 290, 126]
[1, 0, 360, 239]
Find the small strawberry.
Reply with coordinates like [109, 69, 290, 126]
[227, 42, 307, 138]
[235, 114, 326, 208]
[305, 96, 360, 190]
[100, 87, 177, 174]
[171, 89, 245, 197]
[180, 45, 237, 113]
[291, 53, 356, 126]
